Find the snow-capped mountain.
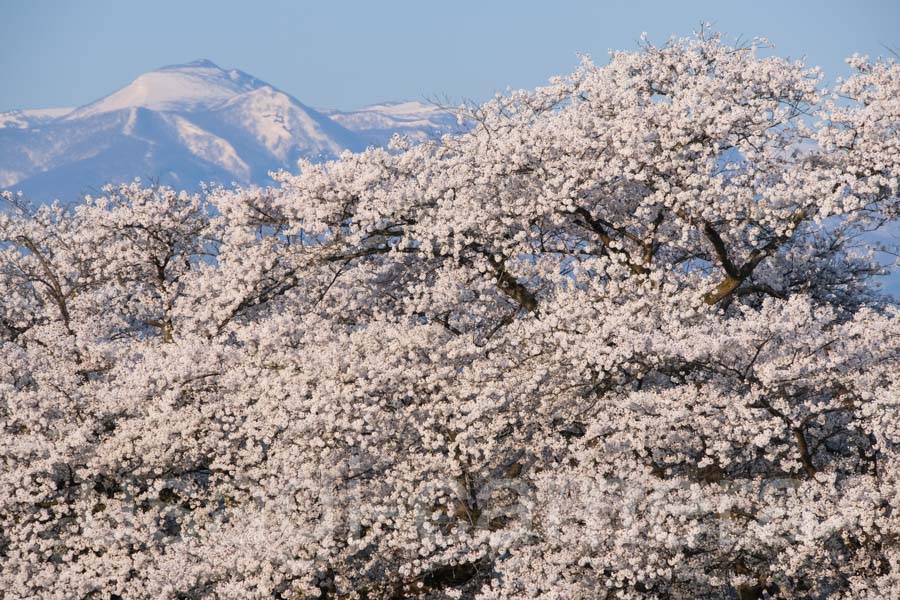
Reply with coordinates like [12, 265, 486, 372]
[0, 60, 457, 202]
[324, 101, 461, 147]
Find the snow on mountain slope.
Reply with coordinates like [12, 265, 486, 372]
[1, 60, 459, 203]
[0, 107, 73, 129]
[325, 101, 462, 146]
[201, 85, 365, 163]
[165, 112, 251, 179]
[65, 59, 265, 119]
[1, 106, 254, 200]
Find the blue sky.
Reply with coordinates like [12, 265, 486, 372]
[2, 0, 898, 112]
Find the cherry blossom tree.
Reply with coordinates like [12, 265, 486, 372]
[1, 30, 898, 599]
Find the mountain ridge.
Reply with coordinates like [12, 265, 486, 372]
[1, 59, 459, 202]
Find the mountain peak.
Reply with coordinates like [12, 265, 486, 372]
[163, 58, 221, 70]
[65, 60, 268, 120]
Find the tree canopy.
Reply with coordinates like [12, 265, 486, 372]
[1, 31, 899, 599]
